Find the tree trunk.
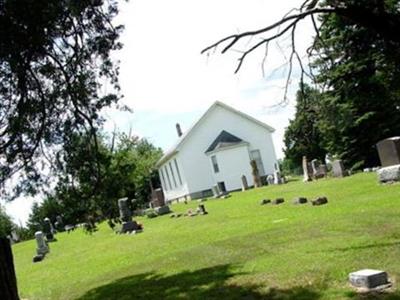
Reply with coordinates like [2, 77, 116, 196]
[0, 237, 19, 300]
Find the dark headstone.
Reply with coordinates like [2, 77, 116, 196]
[151, 188, 165, 207]
[43, 218, 55, 241]
[260, 199, 271, 205]
[293, 197, 308, 205]
[32, 254, 44, 263]
[198, 204, 208, 215]
[118, 198, 140, 233]
[272, 198, 284, 205]
[35, 231, 49, 256]
[377, 137, 400, 167]
[311, 196, 328, 206]
[241, 175, 249, 191]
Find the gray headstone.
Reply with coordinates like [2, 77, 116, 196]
[154, 205, 171, 215]
[241, 175, 248, 191]
[332, 160, 348, 177]
[212, 185, 221, 198]
[349, 269, 388, 289]
[273, 170, 282, 185]
[266, 175, 274, 185]
[311, 159, 326, 179]
[377, 164, 400, 183]
[35, 231, 49, 256]
[376, 137, 400, 167]
[118, 197, 132, 222]
[302, 156, 312, 182]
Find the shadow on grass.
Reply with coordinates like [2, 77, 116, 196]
[328, 241, 400, 253]
[76, 265, 321, 300]
[346, 290, 400, 299]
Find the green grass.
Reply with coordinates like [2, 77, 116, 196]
[13, 173, 400, 299]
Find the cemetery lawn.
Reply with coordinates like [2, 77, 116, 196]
[13, 173, 400, 300]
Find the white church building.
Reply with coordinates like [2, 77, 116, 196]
[155, 101, 278, 202]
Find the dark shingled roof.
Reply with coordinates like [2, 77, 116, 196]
[205, 130, 244, 153]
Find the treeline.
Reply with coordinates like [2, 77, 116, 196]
[22, 132, 162, 238]
[283, 2, 400, 174]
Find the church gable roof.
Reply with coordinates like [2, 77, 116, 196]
[205, 130, 244, 153]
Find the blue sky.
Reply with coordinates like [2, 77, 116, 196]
[4, 0, 313, 225]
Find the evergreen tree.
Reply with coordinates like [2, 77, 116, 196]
[313, 4, 400, 169]
[284, 83, 326, 173]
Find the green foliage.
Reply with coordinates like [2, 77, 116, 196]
[50, 132, 162, 223]
[0, 0, 124, 199]
[0, 205, 13, 238]
[311, 1, 400, 169]
[145, 208, 157, 219]
[283, 83, 326, 173]
[26, 197, 64, 236]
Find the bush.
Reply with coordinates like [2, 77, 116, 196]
[145, 209, 157, 219]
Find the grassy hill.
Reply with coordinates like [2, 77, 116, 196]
[12, 173, 400, 299]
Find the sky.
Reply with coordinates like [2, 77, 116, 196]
[4, 0, 314, 225]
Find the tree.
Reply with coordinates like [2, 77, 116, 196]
[0, 205, 13, 238]
[26, 197, 64, 236]
[0, 1, 124, 297]
[283, 83, 326, 173]
[202, 0, 400, 103]
[312, 3, 400, 169]
[50, 132, 162, 223]
[0, 0, 124, 198]
[0, 205, 18, 300]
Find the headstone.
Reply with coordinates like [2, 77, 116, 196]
[212, 185, 220, 198]
[273, 170, 282, 184]
[376, 137, 400, 167]
[375, 137, 400, 183]
[311, 159, 326, 179]
[272, 198, 284, 205]
[118, 198, 139, 233]
[43, 218, 55, 241]
[241, 175, 248, 191]
[55, 215, 64, 232]
[266, 174, 274, 185]
[65, 224, 75, 233]
[349, 269, 389, 289]
[332, 160, 348, 178]
[311, 196, 328, 206]
[293, 197, 307, 205]
[151, 188, 165, 208]
[302, 156, 312, 182]
[250, 160, 262, 188]
[260, 199, 271, 205]
[377, 165, 400, 183]
[35, 231, 49, 256]
[197, 204, 208, 215]
[154, 205, 171, 215]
